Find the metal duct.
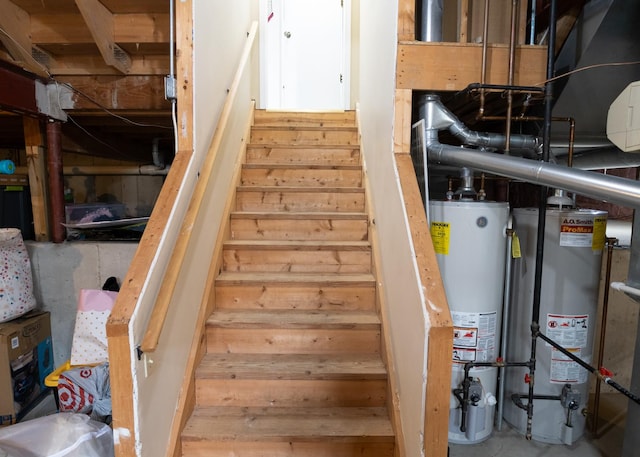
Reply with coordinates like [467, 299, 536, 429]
[427, 141, 640, 208]
[422, 94, 640, 209]
[421, 94, 541, 150]
[420, 0, 443, 42]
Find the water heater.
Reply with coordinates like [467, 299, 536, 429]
[430, 200, 509, 444]
[503, 207, 607, 444]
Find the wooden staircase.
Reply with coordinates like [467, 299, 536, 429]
[180, 110, 396, 457]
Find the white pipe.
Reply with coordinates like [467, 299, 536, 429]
[611, 282, 640, 298]
[15, 165, 169, 176]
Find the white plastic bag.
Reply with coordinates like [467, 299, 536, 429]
[0, 229, 36, 323]
[0, 413, 114, 457]
[58, 363, 111, 423]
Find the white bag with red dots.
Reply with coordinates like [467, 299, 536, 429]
[0, 228, 37, 323]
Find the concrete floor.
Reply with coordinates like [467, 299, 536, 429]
[450, 394, 627, 457]
[20, 391, 628, 456]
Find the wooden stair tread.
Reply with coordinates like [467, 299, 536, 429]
[243, 163, 362, 170]
[253, 111, 356, 127]
[247, 143, 359, 148]
[251, 125, 358, 132]
[182, 406, 394, 442]
[230, 211, 368, 220]
[197, 353, 386, 379]
[207, 309, 380, 329]
[216, 271, 375, 285]
[237, 185, 364, 193]
[223, 240, 370, 250]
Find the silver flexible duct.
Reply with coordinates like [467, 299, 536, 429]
[423, 94, 640, 208]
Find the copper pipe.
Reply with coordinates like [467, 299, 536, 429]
[504, 0, 519, 154]
[591, 237, 617, 437]
[46, 120, 65, 243]
[478, 0, 491, 119]
[567, 117, 576, 168]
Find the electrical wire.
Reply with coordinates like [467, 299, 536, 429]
[62, 83, 172, 130]
[535, 60, 640, 86]
[0, 24, 172, 130]
[66, 114, 132, 161]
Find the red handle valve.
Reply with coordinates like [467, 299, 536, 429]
[599, 367, 614, 378]
[524, 373, 531, 384]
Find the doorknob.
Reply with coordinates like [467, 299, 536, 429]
[284, 31, 292, 38]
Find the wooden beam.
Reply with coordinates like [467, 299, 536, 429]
[397, 0, 415, 42]
[397, 42, 547, 91]
[30, 13, 170, 44]
[0, 0, 49, 76]
[23, 116, 50, 241]
[459, 0, 470, 43]
[175, 0, 193, 151]
[395, 154, 452, 457]
[394, 89, 412, 155]
[107, 151, 192, 457]
[46, 54, 169, 76]
[74, 0, 132, 74]
[60, 75, 169, 110]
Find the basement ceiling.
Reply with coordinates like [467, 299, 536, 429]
[0, 0, 173, 162]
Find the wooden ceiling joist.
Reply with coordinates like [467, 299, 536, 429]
[0, 0, 49, 76]
[74, 0, 132, 74]
[62, 75, 169, 110]
[30, 13, 170, 45]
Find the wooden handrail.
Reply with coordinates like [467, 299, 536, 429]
[139, 20, 259, 354]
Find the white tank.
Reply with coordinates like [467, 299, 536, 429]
[503, 208, 607, 444]
[430, 200, 510, 444]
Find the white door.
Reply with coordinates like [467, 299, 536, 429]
[260, 0, 350, 110]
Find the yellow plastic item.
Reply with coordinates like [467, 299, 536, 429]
[44, 360, 72, 388]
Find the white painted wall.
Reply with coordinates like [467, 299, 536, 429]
[128, 2, 259, 456]
[358, 2, 430, 456]
[27, 241, 137, 366]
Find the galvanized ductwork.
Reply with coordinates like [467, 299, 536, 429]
[422, 94, 640, 209]
[420, 0, 443, 42]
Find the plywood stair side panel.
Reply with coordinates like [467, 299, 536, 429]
[181, 110, 395, 457]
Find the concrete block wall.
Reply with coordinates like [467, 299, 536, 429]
[26, 241, 138, 366]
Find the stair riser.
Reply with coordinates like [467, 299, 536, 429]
[182, 441, 395, 457]
[241, 168, 362, 187]
[246, 147, 360, 165]
[195, 379, 387, 408]
[206, 328, 380, 354]
[253, 111, 356, 128]
[214, 284, 376, 311]
[230, 218, 368, 241]
[222, 249, 372, 274]
[250, 129, 358, 146]
[236, 190, 366, 212]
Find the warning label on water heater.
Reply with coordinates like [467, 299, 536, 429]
[550, 348, 590, 384]
[451, 311, 497, 369]
[546, 313, 590, 383]
[546, 314, 589, 348]
[430, 221, 450, 255]
[559, 216, 607, 250]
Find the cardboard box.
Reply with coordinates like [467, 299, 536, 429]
[0, 311, 54, 426]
